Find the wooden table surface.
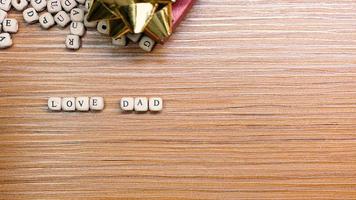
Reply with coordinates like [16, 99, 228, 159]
[2, 0, 356, 199]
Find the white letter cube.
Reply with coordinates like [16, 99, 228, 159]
[61, 0, 77, 12]
[48, 97, 62, 111]
[84, 13, 97, 28]
[134, 97, 148, 112]
[39, 12, 55, 29]
[54, 11, 70, 27]
[65, 34, 80, 50]
[112, 36, 127, 46]
[139, 36, 156, 52]
[0, 9, 7, 23]
[96, 20, 109, 35]
[23, 8, 39, 24]
[76, 96, 89, 111]
[70, 22, 85, 36]
[127, 33, 142, 43]
[31, 0, 46, 12]
[47, 0, 62, 14]
[2, 18, 18, 33]
[62, 97, 76, 111]
[11, 0, 28, 11]
[0, 0, 11, 11]
[0, 33, 12, 49]
[120, 97, 134, 111]
[89, 97, 104, 111]
[149, 97, 163, 112]
[70, 8, 84, 22]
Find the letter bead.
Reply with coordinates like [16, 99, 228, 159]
[54, 11, 70, 27]
[0, 9, 7, 23]
[11, 0, 28, 11]
[23, 8, 39, 24]
[149, 97, 163, 111]
[75, 96, 89, 111]
[65, 34, 80, 50]
[96, 20, 109, 35]
[70, 21, 85, 36]
[127, 33, 142, 43]
[39, 12, 55, 29]
[48, 97, 62, 111]
[0, 33, 12, 49]
[31, 0, 46, 12]
[112, 36, 127, 46]
[2, 18, 18, 33]
[70, 8, 84, 22]
[89, 97, 104, 111]
[75, 0, 84, 5]
[134, 97, 148, 112]
[0, 0, 11, 11]
[84, 0, 91, 11]
[83, 13, 97, 28]
[61, 0, 77, 12]
[139, 35, 156, 52]
[62, 97, 76, 111]
[47, 0, 62, 14]
[120, 97, 134, 111]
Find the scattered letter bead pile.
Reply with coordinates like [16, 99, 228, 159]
[0, 0, 158, 51]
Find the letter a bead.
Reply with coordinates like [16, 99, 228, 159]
[0, 32, 12, 49]
[134, 97, 148, 112]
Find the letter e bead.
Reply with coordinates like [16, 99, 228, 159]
[23, 7, 39, 24]
[2, 18, 18, 33]
[89, 97, 104, 111]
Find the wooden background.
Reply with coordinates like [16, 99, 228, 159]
[2, 0, 356, 199]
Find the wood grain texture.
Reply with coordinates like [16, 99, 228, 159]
[2, 0, 356, 199]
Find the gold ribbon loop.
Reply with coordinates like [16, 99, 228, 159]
[87, 0, 174, 43]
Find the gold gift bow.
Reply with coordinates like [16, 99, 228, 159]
[87, 0, 175, 43]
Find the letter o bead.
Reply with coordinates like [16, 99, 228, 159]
[62, 97, 76, 111]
